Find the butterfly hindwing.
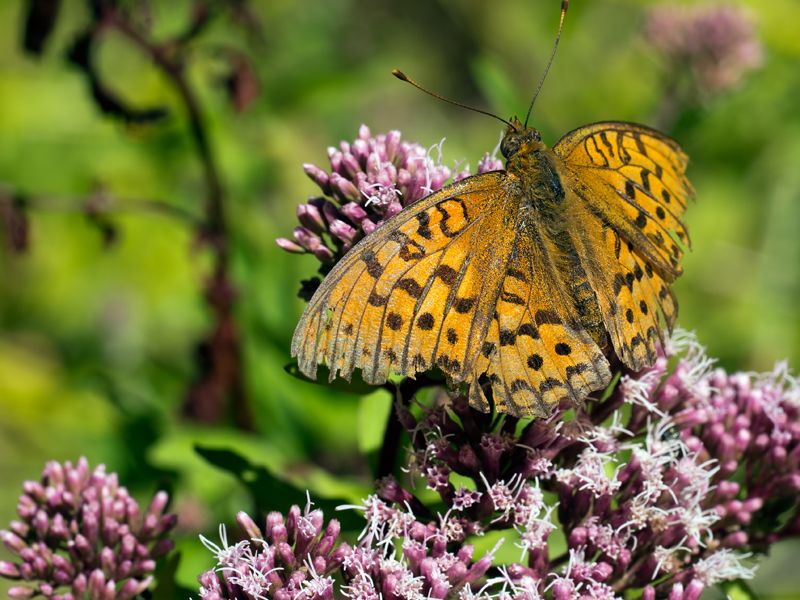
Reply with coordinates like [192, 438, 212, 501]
[554, 122, 694, 281]
[468, 229, 611, 417]
[292, 172, 514, 386]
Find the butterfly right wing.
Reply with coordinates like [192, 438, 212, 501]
[554, 122, 693, 279]
[467, 220, 611, 417]
[554, 122, 693, 370]
[292, 172, 516, 387]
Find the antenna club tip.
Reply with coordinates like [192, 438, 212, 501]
[392, 69, 409, 81]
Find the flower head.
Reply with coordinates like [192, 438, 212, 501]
[276, 125, 503, 299]
[645, 4, 762, 96]
[0, 457, 176, 600]
[197, 498, 348, 600]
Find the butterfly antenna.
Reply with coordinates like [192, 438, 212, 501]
[392, 69, 515, 129]
[524, 0, 569, 128]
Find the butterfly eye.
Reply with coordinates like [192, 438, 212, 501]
[500, 136, 521, 159]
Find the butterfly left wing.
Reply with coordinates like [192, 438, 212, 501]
[554, 122, 694, 370]
[292, 172, 517, 387]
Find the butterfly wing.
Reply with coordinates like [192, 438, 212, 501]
[292, 172, 518, 387]
[467, 225, 611, 417]
[554, 122, 693, 370]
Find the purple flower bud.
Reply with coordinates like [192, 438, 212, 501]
[551, 579, 576, 600]
[328, 219, 357, 246]
[1, 530, 26, 554]
[668, 582, 684, 600]
[292, 226, 322, 251]
[312, 245, 335, 263]
[88, 568, 106, 598]
[684, 579, 704, 600]
[267, 517, 288, 545]
[72, 573, 87, 597]
[304, 163, 331, 194]
[340, 202, 368, 224]
[297, 202, 326, 234]
[329, 173, 360, 202]
[316, 520, 340, 557]
[0, 561, 20, 578]
[236, 511, 262, 541]
[119, 575, 152, 600]
[100, 547, 115, 576]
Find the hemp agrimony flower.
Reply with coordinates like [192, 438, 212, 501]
[0, 457, 176, 600]
[645, 4, 762, 97]
[197, 498, 349, 600]
[198, 329, 800, 598]
[276, 125, 502, 299]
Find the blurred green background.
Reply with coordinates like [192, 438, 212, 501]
[1, 0, 799, 597]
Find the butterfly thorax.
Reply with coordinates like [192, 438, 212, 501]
[501, 122, 607, 348]
[502, 124, 566, 217]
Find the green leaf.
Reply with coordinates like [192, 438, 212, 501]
[357, 392, 391, 454]
[152, 551, 195, 600]
[194, 444, 365, 531]
[470, 55, 522, 121]
[720, 579, 760, 600]
[283, 360, 381, 396]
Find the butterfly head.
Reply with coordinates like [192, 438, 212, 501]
[501, 118, 545, 159]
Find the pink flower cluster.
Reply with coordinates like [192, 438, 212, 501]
[276, 125, 502, 298]
[0, 457, 176, 600]
[645, 5, 762, 95]
[197, 498, 348, 600]
[196, 330, 800, 599]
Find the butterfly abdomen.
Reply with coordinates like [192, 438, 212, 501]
[548, 229, 606, 348]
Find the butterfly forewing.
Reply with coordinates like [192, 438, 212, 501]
[555, 122, 694, 281]
[292, 173, 514, 386]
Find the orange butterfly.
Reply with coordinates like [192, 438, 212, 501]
[291, 3, 693, 417]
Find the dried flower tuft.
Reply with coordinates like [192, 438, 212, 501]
[645, 4, 762, 96]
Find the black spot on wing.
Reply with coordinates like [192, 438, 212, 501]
[527, 354, 543, 370]
[499, 330, 516, 346]
[453, 297, 476, 313]
[436, 265, 458, 285]
[517, 323, 539, 339]
[397, 278, 424, 298]
[554, 343, 572, 356]
[386, 313, 403, 330]
[417, 313, 435, 330]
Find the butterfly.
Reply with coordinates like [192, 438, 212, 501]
[291, 5, 693, 417]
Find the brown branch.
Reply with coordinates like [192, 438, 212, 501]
[99, 3, 251, 429]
